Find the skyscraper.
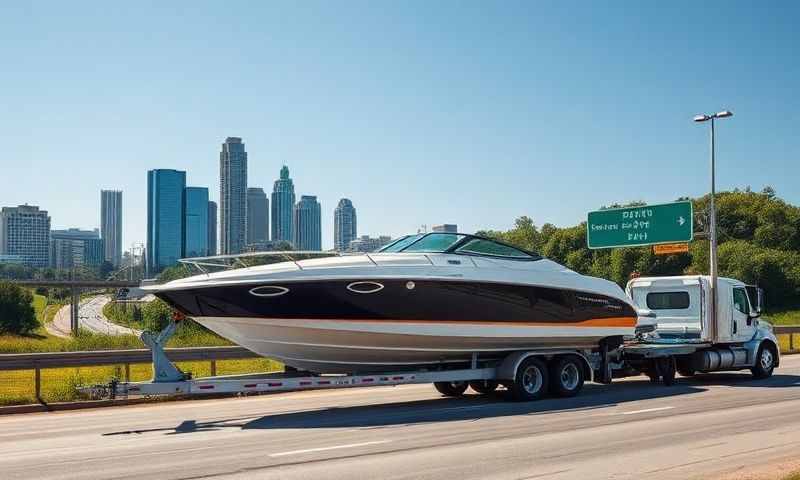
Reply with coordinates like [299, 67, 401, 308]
[246, 187, 269, 245]
[184, 187, 209, 258]
[207, 200, 218, 256]
[100, 190, 123, 266]
[219, 137, 248, 254]
[0, 205, 51, 267]
[333, 198, 357, 252]
[271, 166, 295, 244]
[432, 224, 458, 233]
[147, 169, 186, 273]
[293, 195, 321, 251]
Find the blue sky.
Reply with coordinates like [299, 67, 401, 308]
[2, 1, 798, 250]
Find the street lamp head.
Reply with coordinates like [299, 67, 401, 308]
[693, 114, 711, 122]
[715, 110, 733, 118]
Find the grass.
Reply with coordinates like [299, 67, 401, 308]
[0, 295, 280, 406]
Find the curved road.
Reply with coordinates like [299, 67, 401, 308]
[48, 295, 141, 337]
[1, 355, 799, 480]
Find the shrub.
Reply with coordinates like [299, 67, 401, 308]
[0, 281, 39, 335]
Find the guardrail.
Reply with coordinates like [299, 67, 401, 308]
[0, 346, 260, 401]
[775, 325, 800, 352]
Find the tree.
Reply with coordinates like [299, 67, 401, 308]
[99, 261, 115, 280]
[0, 281, 39, 335]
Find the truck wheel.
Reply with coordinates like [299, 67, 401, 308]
[510, 357, 549, 401]
[676, 358, 695, 377]
[434, 381, 469, 397]
[751, 344, 776, 379]
[655, 357, 676, 386]
[549, 356, 585, 397]
[469, 380, 498, 394]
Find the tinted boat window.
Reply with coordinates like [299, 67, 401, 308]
[380, 234, 422, 252]
[403, 233, 465, 252]
[456, 238, 532, 259]
[646, 291, 690, 310]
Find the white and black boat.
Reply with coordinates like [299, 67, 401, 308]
[150, 233, 638, 373]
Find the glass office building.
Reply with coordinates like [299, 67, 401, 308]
[293, 195, 321, 251]
[271, 166, 296, 244]
[247, 187, 269, 245]
[219, 137, 248, 254]
[184, 187, 209, 258]
[100, 190, 123, 266]
[147, 169, 186, 273]
[334, 198, 357, 252]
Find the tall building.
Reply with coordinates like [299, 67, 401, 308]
[432, 224, 458, 233]
[183, 187, 209, 258]
[219, 137, 248, 254]
[147, 169, 186, 273]
[246, 187, 269, 245]
[271, 165, 295, 244]
[100, 190, 123, 266]
[333, 198, 357, 252]
[348, 235, 393, 253]
[0, 205, 51, 267]
[207, 200, 218, 256]
[293, 195, 321, 251]
[50, 228, 103, 270]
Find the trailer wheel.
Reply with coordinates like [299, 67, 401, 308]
[549, 356, 584, 397]
[434, 381, 469, 397]
[469, 380, 498, 395]
[751, 344, 776, 379]
[509, 357, 549, 401]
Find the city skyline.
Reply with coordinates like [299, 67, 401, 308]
[246, 187, 269, 246]
[146, 169, 186, 273]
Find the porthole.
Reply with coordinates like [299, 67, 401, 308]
[249, 285, 290, 297]
[347, 281, 385, 294]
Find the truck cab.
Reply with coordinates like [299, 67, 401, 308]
[626, 275, 764, 344]
[623, 275, 779, 379]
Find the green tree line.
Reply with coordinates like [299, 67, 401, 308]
[477, 187, 800, 308]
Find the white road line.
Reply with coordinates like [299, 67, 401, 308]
[269, 440, 392, 458]
[619, 406, 674, 415]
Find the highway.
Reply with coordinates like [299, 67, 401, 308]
[48, 295, 141, 337]
[2, 355, 800, 480]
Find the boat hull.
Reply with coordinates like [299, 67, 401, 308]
[159, 278, 637, 373]
[194, 316, 634, 373]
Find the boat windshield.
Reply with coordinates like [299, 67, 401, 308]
[378, 232, 540, 259]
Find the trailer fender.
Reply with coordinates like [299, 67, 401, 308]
[498, 351, 593, 383]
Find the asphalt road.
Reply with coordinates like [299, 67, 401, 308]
[2, 355, 800, 480]
[49, 295, 141, 337]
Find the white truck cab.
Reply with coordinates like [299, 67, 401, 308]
[626, 275, 763, 344]
[623, 275, 779, 380]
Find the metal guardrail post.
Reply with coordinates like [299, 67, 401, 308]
[210, 360, 217, 377]
[791, 334, 795, 353]
[124, 364, 131, 382]
[34, 368, 41, 403]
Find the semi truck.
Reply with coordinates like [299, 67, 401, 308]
[88, 274, 780, 402]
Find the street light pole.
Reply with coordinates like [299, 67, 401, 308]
[694, 110, 732, 343]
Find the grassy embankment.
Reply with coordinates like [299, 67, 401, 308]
[0, 295, 279, 406]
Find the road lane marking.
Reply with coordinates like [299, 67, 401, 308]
[269, 440, 392, 457]
[619, 406, 674, 415]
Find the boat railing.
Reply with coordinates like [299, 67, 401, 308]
[178, 250, 341, 275]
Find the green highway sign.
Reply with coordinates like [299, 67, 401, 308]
[587, 201, 693, 249]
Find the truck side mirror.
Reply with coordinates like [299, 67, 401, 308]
[755, 288, 765, 315]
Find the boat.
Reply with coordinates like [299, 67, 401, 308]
[149, 232, 638, 373]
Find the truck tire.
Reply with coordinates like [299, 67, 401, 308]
[676, 357, 695, 377]
[751, 344, 777, 379]
[509, 357, 549, 401]
[434, 381, 469, 397]
[549, 356, 585, 397]
[655, 357, 676, 386]
[469, 380, 499, 395]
